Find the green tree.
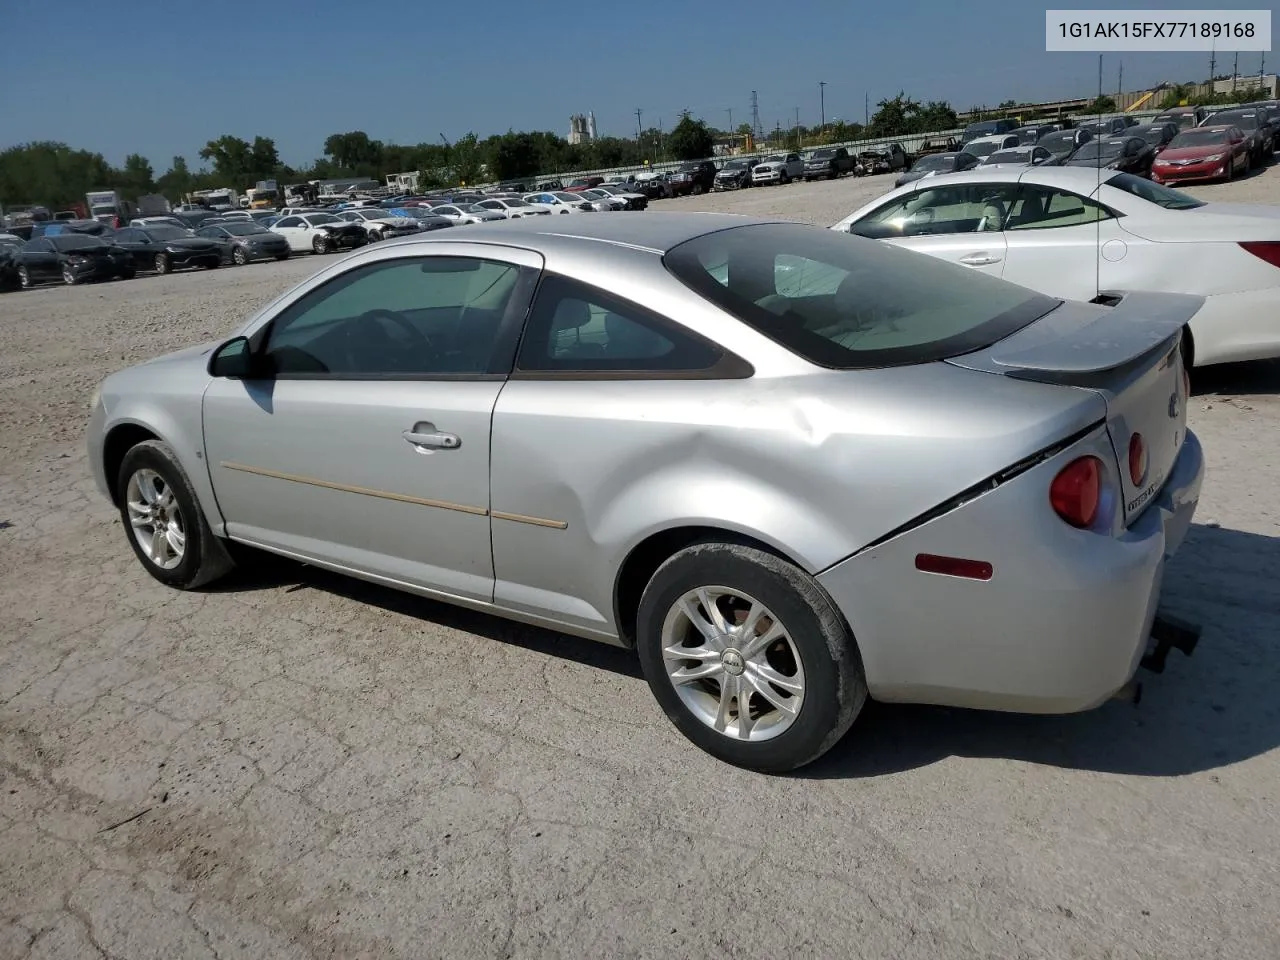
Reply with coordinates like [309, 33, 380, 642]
[667, 112, 715, 160]
[0, 141, 115, 210]
[448, 133, 484, 185]
[489, 131, 541, 180]
[1084, 95, 1117, 114]
[866, 93, 919, 137]
[199, 135, 255, 182]
[323, 131, 384, 175]
[249, 137, 280, 179]
[155, 156, 195, 200]
[116, 153, 155, 196]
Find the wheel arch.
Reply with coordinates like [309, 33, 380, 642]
[611, 524, 806, 649]
[102, 421, 161, 505]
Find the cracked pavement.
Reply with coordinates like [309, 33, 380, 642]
[3, 176, 1280, 958]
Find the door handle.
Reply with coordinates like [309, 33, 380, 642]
[403, 427, 461, 450]
[958, 252, 1002, 266]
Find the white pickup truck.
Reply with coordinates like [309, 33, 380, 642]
[751, 153, 804, 185]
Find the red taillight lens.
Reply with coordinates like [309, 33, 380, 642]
[1050, 456, 1103, 529]
[1128, 432, 1147, 486]
[1239, 241, 1280, 268]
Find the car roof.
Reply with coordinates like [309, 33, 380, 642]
[378, 211, 776, 255]
[885, 165, 1129, 192]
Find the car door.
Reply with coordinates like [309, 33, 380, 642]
[272, 216, 307, 251]
[999, 183, 1123, 301]
[202, 245, 543, 601]
[111, 229, 146, 269]
[847, 182, 1014, 279]
[21, 238, 56, 279]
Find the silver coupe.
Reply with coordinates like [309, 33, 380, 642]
[88, 213, 1205, 772]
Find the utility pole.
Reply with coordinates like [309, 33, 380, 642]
[1261, 52, 1268, 94]
[726, 108, 733, 133]
[750, 90, 762, 140]
[1117, 61, 1123, 99]
[635, 108, 643, 140]
[794, 106, 801, 149]
[819, 81, 827, 131]
[1209, 43, 1216, 86]
[1233, 51, 1239, 91]
[864, 91, 869, 126]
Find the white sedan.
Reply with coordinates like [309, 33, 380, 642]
[522, 192, 596, 214]
[429, 204, 506, 224]
[831, 165, 1280, 366]
[470, 197, 552, 219]
[269, 213, 368, 254]
[336, 208, 421, 240]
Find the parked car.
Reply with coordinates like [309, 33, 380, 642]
[833, 165, 1280, 366]
[16, 234, 134, 287]
[978, 145, 1058, 168]
[337, 208, 424, 241]
[514, 193, 587, 215]
[1199, 108, 1271, 165]
[562, 176, 606, 193]
[0, 234, 23, 290]
[499, 181, 530, 193]
[591, 184, 649, 209]
[961, 134, 1021, 161]
[128, 216, 189, 230]
[959, 117, 1018, 144]
[668, 160, 719, 196]
[578, 188, 628, 211]
[917, 136, 960, 155]
[895, 151, 980, 187]
[386, 208, 456, 230]
[1130, 122, 1180, 153]
[802, 147, 855, 180]
[633, 172, 673, 199]
[471, 197, 553, 219]
[1150, 125, 1251, 185]
[270, 213, 368, 254]
[750, 153, 804, 185]
[87, 213, 1202, 772]
[1062, 136, 1156, 176]
[194, 221, 292, 265]
[111, 225, 224, 273]
[858, 143, 912, 175]
[536, 179, 564, 191]
[1152, 106, 1209, 130]
[713, 158, 757, 191]
[1037, 127, 1094, 163]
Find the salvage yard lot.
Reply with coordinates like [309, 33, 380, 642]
[2, 171, 1279, 959]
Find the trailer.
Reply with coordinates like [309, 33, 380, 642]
[85, 190, 137, 227]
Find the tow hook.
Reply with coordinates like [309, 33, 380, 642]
[1141, 613, 1202, 675]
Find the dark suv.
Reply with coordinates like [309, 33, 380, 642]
[668, 160, 718, 196]
[803, 147, 854, 180]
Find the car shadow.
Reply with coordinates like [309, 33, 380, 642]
[1192, 358, 1280, 397]
[803, 522, 1280, 779]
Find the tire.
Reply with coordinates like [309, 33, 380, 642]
[275, 253, 290, 261]
[119, 269, 136, 281]
[691, 183, 705, 196]
[116, 439, 235, 590]
[312, 234, 330, 254]
[635, 541, 867, 773]
[62, 264, 78, 285]
[155, 253, 171, 274]
[205, 260, 218, 269]
[232, 246, 248, 266]
[18, 266, 32, 289]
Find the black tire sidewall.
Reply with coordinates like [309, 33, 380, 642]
[636, 543, 864, 773]
[117, 441, 215, 589]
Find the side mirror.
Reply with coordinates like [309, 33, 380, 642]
[208, 336, 256, 378]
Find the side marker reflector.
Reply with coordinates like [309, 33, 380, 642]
[915, 553, 993, 581]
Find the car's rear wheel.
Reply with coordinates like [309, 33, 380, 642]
[155, 253, 171, 274]
[312, 234, 330, 254]
[636, 542, 866, 773]
[691, 183, 705, 196]
[232, 246, 248, 265]
[117, 439, 234, 590]
[18, 266, 32, 289]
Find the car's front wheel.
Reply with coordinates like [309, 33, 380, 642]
[61, 264, 78, 285]
[18, 266, 32, 289]
[232, 246, 248, 265]
[312, 234, 330, 254]
[117, 439, 234, 590]
[636, 541, 866, 773]
[155, 253, 171, 274]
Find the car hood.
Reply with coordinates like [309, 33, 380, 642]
[1065, 156, 1121, 167]
[1157, 145, 1230, 162]
[754, 162, 784, 170]
[717, 168, 750, 177]
[366, 216, 417, 227]
[163, 238, 221, 249]
[138, 340, 221, 369]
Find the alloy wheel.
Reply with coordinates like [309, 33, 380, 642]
[233, 247, 248, 265]
[125, 468, 186, 570]
[660, 586, 805, 741]
[62, 264, 76, 285]
[18, 267, 31, 289]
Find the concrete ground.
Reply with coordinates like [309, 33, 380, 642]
[2, 167, 1279, 960]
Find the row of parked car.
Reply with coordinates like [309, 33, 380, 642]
[894, 101, 1280, 189]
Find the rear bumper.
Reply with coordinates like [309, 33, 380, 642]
[817, 428, 1204, 714]
[1187, 288, 1280, 365]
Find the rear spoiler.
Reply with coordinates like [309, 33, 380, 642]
[948, 291, 1203, 383]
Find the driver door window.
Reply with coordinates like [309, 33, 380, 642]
[263, 257, 526, 377]
[851, 183, 1020, 238]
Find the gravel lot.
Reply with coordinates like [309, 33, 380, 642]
[2, 168, 1279, 960]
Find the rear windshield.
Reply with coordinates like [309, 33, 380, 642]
[663, 223, 1058, 369]
[911, 154, 955, 171]
[51, 235, 104, 250]
[1105, 172, 1205, 210]
[1072, 140, 1124, 159]
[983, 150, 1031, 164]
[1039, 132, 1076, 150]
[962, 140, 1000, 158]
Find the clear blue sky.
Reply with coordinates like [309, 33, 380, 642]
[1, 0, 1273, 170]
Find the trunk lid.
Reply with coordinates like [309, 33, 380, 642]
[947, 291, 1199, 526]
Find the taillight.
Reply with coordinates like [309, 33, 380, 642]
[1050, 456, 1103, 529]
[1239, 241, 1280, 268]
[1128, 432, 1147, 485]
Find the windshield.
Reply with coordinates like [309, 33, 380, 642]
[962, 141, 999, 158]
[810, 149, 834, 159]
[1213, 112, 1257, 130]
[1169, 129, 1230, 147]
[1072, 140, 1123, 160]
[0, 236, 21, 249]
[1039, 132, 1076, 151]
[51, 235, 104, 251]
[1106, 172, 1205, 210]
[1137, 127, 1169, 144]
[554, 193, 582, 203]
[142, 226, 191, 241]
[663, 223, 1058, 370]
[222, 223, 269, 236]
[911, 154, 955, 171]
[308, 214, 341, 225]
[983, 150, 1031, 165]
[504, 199, 531, 208]
[723, 160, 750, 170]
